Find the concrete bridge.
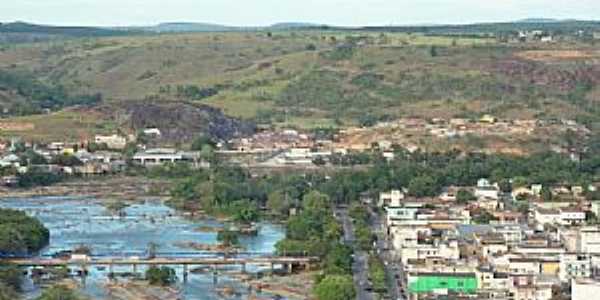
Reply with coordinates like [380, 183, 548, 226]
[5, 254, 319, 281]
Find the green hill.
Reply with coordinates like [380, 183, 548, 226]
[0, 28, 598, 135]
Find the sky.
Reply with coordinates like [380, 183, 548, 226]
[1, 0, 599, 27]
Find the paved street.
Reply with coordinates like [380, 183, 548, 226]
[369, 207, 406, 300]
[336, 208, 374, 300]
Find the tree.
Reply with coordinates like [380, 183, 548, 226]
[191, 135, 215, 151]
[368, 255, 387, 293]
[314, 275, 356, 300]
[0, 264, 22, 295]
[312, 156, 327, 166]
[324, 244, 353, 275]
[303, 191, 330, 212]
[408, 175, 439, 197]
[230, 200, 259, 224]
[266, 190, 289, 216]
[36, 285, 81, 300]
[19, 149, 47, 166]
[498, 179, 512, 193]
[541, 187, 553, 202]
[50, 154, 82, 167]
[305, 44, 317, 51]
[473, 211, 498, 224]
[145, 266, 176, 286]
[0, 209, 49, 255]
[199, 144, 216, 164]
[217, 230, 239, 247]
[17, 170, 62, 188]
[456, 189, 476, 204]
[0, 282, 19, 300]
[429, 45, 438, 57]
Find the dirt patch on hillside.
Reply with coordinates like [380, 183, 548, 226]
[0, 121, 34, 131]
[515, 50, 600, 62]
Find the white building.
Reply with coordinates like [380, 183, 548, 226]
[132, 148, 209, 168]
[475, 178, 500, 200]
[572, 278, 600, 300]
[578, 227, 600, 254]
[94, 134, 127, 150]
[534, 207, 585, 226]
[508, 258, 541, 275]
[494, 224, 526, 245]
[559, 207, 586, 226]
[143, 128, 161, 137]
[386, 206, 419, 222]
[278, 148, 332, 165]
[534, 208, 561, 225]
[379, 190, 405, 207]
[559, 254, 591, 282]
[591, 201, 600, 218]
[398, 240, 460, 264]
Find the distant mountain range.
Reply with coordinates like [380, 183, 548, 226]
[1, 19, 599, 40]
[121, 22, 324, 33]
[0, 21, 127, 36]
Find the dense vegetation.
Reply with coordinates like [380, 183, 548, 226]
[349, 204, 375, 251]
[313, 275, 356, 300]
[368, 255, 387, 293]
[0, 209, 49, 256]
[145, 266, 177, 286]
[16, 169, 63, 188]
[0, 69, 102, 116]
[217, 230, 240, 247]
[0, 264, 22, 299]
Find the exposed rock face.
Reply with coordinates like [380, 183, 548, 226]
[102, 101, 256, 143]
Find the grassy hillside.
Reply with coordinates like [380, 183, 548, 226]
[0, 30, 598, 135]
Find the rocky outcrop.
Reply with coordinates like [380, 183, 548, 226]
[101, 101, 256, 143]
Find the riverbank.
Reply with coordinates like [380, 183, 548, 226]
[0, 176, 172, 200]
[238, 271, 315, 300]
[104, 280, 181, 300]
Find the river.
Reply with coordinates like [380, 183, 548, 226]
[0, 196, 287, 299]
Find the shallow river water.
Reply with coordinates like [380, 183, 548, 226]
[0, 196, 286, 299]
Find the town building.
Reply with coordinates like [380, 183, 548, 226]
[132, 148, 209, 168]
[94, 134, 127, 150]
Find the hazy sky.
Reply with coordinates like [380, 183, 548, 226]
[2, 0, 599, 27]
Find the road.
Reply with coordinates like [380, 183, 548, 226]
[336, 208, 374, 300]
[369, 207, 406, 300]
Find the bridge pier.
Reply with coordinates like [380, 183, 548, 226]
[212, 265, 218, 284]
[241, 262, 246, 274]
[80, 264, 88, 286]
[270, 262, 274, 275]
[132, 264, 137, 274]
[182, 264, 188, 283]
